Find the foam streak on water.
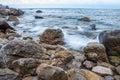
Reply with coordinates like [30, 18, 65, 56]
[13, 8, 120, 50]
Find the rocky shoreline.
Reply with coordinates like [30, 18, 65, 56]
[0, 4, 120, 80]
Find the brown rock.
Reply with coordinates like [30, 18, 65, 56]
[55, 50, 74, 62]
[92, 66, 113, 75]
[12, 58, 41, 75]
[8, 8, 24, 16]
[36, 63, 68, 80]
[67, 69, 87, 80]
[40, 29, 64, 45]
[78, 17, 91, 22]
[81, 69, 104, 80]
[84, 42, 108, 62]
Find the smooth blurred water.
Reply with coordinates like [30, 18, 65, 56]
[14, 8, 120, 50]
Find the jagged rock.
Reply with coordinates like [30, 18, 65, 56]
[40, 29, 64, 45]
[36, 63, 68, 80]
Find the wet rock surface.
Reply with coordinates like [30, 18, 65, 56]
[40, 29, 64, 45]
[78, 17, 91, 22]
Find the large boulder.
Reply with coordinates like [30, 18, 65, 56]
[99, 30, 120, 56]
[40, 29, 64, 45]
[55, 50, 74, 63]
[36, 63, 68, 80]
[1, 39, 48, 68]
[99, 30, 120, 65]
[84, 42, 108, 62]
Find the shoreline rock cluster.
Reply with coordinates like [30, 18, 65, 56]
[0, 4, 120, 80]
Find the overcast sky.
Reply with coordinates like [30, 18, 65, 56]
[0, 0, 120, 8]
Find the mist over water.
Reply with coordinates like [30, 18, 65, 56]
[13, 8, 120, 50]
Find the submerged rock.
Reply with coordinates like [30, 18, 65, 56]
[36, 63, 68, 80]
[78, 17, 91, 22]
[34, 16, 43, 19]
[1, 39, 48, 69]
[36, 10, 42, 13]
[89, 24, 96, 30]
[8, 8, 24, 16]
[40, 29, 64, 45]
